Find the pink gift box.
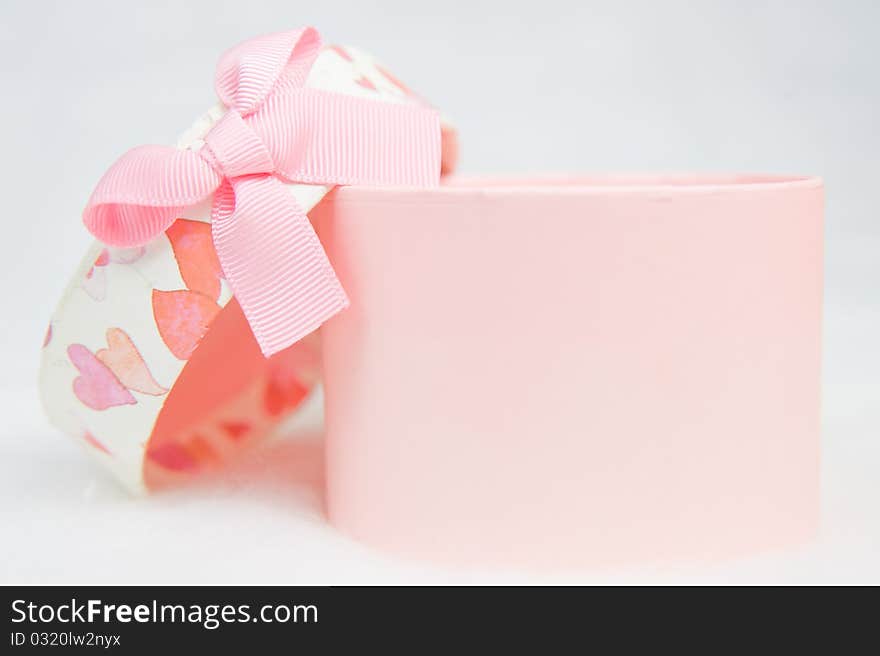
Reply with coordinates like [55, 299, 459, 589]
[314, 175, 824, 568]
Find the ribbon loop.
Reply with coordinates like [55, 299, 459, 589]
[82, 26, 441, 356]
[83, 145, 221, 248]
[214, 27, 322, 115]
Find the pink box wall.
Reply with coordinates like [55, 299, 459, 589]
[314, 175, 824, 568]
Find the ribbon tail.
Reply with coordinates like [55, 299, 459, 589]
[212, 176, 348, 356]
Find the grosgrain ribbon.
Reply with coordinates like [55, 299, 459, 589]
[83, 27, 441, 356]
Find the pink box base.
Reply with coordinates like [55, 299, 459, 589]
[315, 175, 823, 569]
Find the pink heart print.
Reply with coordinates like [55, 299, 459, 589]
[96, 328, 167, 395]
[68, 344, 136, 411]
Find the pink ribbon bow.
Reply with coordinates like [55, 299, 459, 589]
[83, 27, 440, 356]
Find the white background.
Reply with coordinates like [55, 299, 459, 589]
[1, 0, 878, 583]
